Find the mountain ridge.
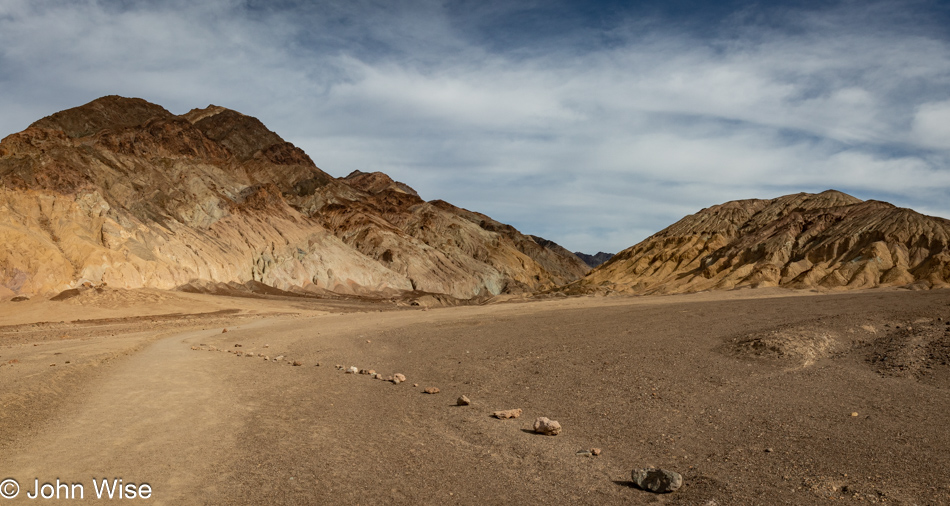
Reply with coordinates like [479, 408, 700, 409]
[0, 96, 589, 298]
[569, 190, 950, 294]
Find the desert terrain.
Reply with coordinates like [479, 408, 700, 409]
[2, 287, 949, 505]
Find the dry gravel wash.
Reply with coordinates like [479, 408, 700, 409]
[1, 288, 950, 504]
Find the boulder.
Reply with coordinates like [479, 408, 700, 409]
[631, 467, 683, 493]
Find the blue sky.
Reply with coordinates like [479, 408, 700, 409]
[2, 0, 949, 253]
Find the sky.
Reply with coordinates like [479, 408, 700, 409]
[1, 0, 949, 254]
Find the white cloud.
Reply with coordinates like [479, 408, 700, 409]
[912, 100, 950, 150]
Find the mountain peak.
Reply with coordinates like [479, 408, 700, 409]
[30, 95, 173, 138]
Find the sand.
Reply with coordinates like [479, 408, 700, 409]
[1, 287, 949, 504]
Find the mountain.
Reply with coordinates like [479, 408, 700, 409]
[0, 96, 589, 299]
[571, 190, 950, 294]
[574, 251, 613, 268]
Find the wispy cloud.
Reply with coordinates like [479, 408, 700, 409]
[2, 0, 949, 253]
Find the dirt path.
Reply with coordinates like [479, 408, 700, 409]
[0, 327, 246, 504]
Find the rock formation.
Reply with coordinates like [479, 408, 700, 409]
[0, 96, 588, 298]
[573, 190, 950, 294]
[573, 251, 613, 268]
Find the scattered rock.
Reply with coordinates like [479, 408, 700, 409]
[293, 360, 303, 366]
[335, 364, 343, 370]
[533, 417, 562, 435]
[393, 373, 406, 384]
[631, 467, 683, 493]
[191, 346, 201, 350]
[49, 363, 56, 367]
[492, 408, 523, 419]
[233, 343, 241, 347]
[424, 387, 440, 394]
[359, 369, 371, 375]
[591, 448, 602, 456]
[346, 366, 358, 374]
[457, 395, 471, 406]
[276, 355, 285, 361]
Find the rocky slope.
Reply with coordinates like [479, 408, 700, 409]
[572, 190, 950, 294]
[0, 96, 588, 299]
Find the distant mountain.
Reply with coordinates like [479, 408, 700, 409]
[571, 190, 950, 294]
[574, 251, 613, 268]
[0, 96, 588, 298]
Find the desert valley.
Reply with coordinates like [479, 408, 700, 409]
[2, 97, 950, 504]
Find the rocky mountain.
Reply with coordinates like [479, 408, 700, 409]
[571, 190, 950, 294]
[574, 251, 613, 268]
[0, 96, 589, 299]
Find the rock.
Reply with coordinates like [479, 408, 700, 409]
[393, 373, 406, 384]
[335, 364, 343, 370]
[222, 328, 228, 333]
[293, 360, 302, 366]
[631, 467, 683, 493]
[851, 412, 859, 417]
[492, 408, 523, 419]
[264, 344, 269, 348]
[11, 296, 29, 302]
[576, 450, 592, 457]
[346, 366, 358, 374]
[424, 387, 440, 394]
[457, 395, 471, 406]
[533, 417, 562, 435]
[413, 383, 419, 387]
[191, 346, 200, 350]
[359, 369, 371, 375]
[233, 343, 241, 347]
[276, 355, 285, 361]
[591, 448, 602, 456]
